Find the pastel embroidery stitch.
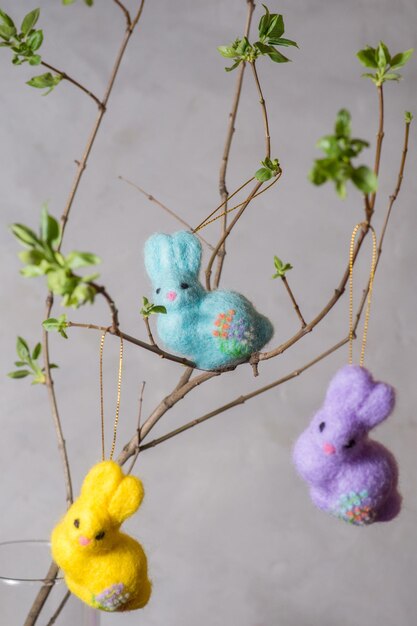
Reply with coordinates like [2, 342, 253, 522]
[144, 230, 274, 370]
[334, 490, 376, 525]
[92, 584, 131, 611]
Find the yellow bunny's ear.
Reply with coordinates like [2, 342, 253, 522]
[81, 461, 123, 501]
[108, 475, 144, 524]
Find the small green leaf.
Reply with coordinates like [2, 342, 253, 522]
[8, 370, 31, 379]
[0, 23, 15, 40]
[390, 49, 413, 70]
[356, 47, 378, 68]
[42, 315, 68, 338]
[267, 14, 284, 39]
[151, 305, 167, 314]
[377, 41, 388, 68]
[255, 167, 273, 182]
[272, 255, 293, 278]
[405, 111, 413, 123]
[267, 37, 298, 48]
[11, 223, 41, 248]
[351, 166, 378, 193]
[335, 109, 351, 138]
[27, 30, 43, 51]
[18, 249, 45, 265]
[26, 72, 62, 94]
[21, 8, 40, 36]
[65, 251, 101, 269]
[16, 336, 30, 361]
[32, 342, 42, 360]
[383, 72, 401, 81]
[217, 45, 237, 59]
[225, 59, 241, 72]
[0, 9, 15, 29]
[40, 207, 60, 247]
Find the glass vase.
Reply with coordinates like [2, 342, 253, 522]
[0, 540, 100, 626]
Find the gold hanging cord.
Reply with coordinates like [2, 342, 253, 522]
[99, 329, 124, 461]
[348, 222, 377, 367]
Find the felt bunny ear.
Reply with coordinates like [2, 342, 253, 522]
[357, 381, 395, 428]
[170, 231, 202, 276]
[108, 475, 144, 524]
[81, 461, 123, 501]
[144, 233, 174, 281]
[324, 365, 374, 413]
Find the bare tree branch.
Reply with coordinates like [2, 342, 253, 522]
[40, 61, 104, 109]
[214, 0, 256, 289]
[280, 276, 307, 328]
[119, 176, 215, 250]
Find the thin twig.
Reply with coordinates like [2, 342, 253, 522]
[90, 282, 120, 330]
[66, 321, 195, 367]
[253, 224, 369, 364]
[281, 276, 306, 328]
[23, 562, 59, 626]
[117, 370, 222, 465]
[140, 337, 350, 451]
[353, 118, 411, 333]
[194, 176, 255, 234]
[205, 179, 263, 289]
[40, 61, 104, 109]
[251, 61, 271, 159]
[44, 591, 71, 626]
[119, 176, 214, 250]
[127, 381, 146, 474]
[113, 0, 132, 27]
[42, 295, 73, 508]
[369, 85, 384, 214]
[214, 0, 256, 289]
[143, 317, 157, 346]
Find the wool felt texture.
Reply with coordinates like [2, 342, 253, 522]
[51, 461, 151, 612]
[293, 365, 401, 525]
[144, 230, 274, 370]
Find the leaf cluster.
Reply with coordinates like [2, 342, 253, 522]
[255, 157, 280, 182]
[272, 256, 293, 279]
[218, 4, 297, 71]
[309, 109, 378, 199]
[8, 336, 57, 384]
[140, 297, 167, 318]
[0, 7, 64, 94]
[11, 208, 101, 308]
[357, 41, 413, 86]
[42, 314, 69, 338]
[0, 8, 43, 66]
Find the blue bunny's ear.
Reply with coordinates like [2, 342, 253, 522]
[144, 233, 174, 281]
[171, 231, 202, 277]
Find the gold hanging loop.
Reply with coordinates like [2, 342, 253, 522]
[348, 222, 377, 367]
[99, 329, 124, 461]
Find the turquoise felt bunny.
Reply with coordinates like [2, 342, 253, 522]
[144, 231, 274, 370]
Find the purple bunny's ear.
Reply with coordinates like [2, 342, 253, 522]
[357, 381, 395, 428]
[324, 365, 374, 413]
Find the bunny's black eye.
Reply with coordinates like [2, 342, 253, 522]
[73, 519, 80, 528]
[180, 283, 189, 290]
[95, 531, 105, 541]
[156, 288, 161, 294]
[344, 439, 356, 449]
[319, 422, 326, 433]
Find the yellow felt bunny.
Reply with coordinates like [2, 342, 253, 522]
[51, 461, 151, 612]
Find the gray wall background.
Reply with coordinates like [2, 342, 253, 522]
[1, 1, 416, 624]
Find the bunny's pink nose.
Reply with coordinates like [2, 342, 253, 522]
[323, 443, 336, 455]
[78, 536, 91, 546]
[166, 291, 177, 301]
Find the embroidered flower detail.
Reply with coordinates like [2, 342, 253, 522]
[334, 490, 376, 525]
[212, 309, 255, 358]
[92, 583, 131, 611]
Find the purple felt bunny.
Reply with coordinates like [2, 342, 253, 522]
[293, 365, 401, 525]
